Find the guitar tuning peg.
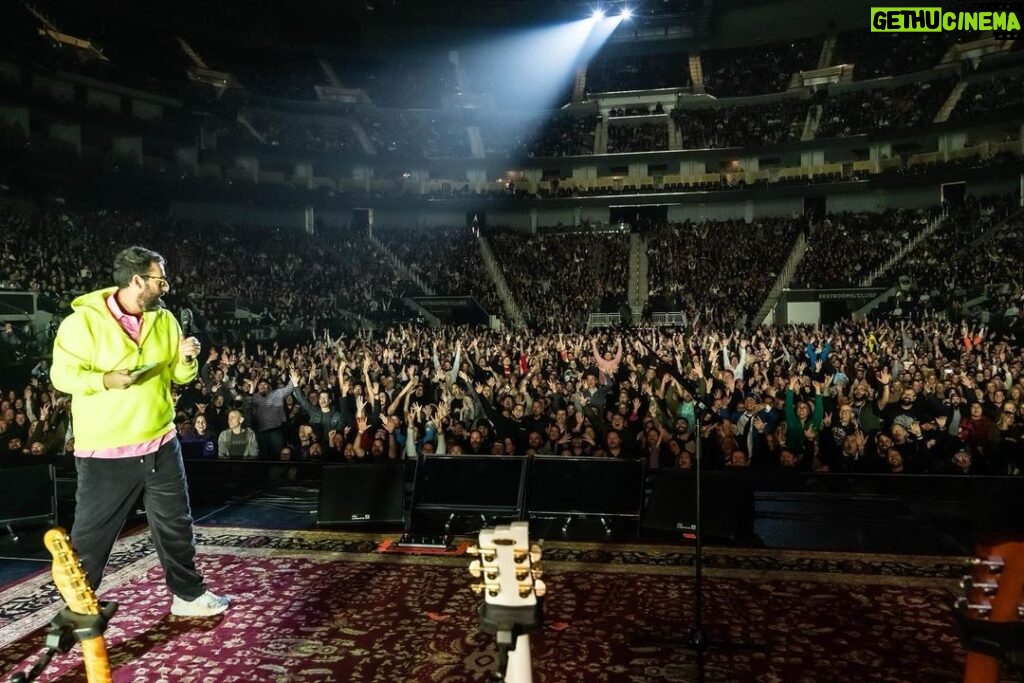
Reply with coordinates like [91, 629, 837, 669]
[959, 577, 998, 595]
[519, 584, 534, 599]
[467, 545, 479, 555]
[486, 571, 498, 581]
[514, 550, 528, 564]
[533, 579, 546, 598]
[468, 560, 482, 578]
[954, 596, 992, 617]
[487, 587, 500, 598]
[531, 568, 544, 580]
[515, 569, 530, 581]
[482, 551, 496, 563]
[530, 544, 543, 563]
[969, 557, 1005, 572]
[470, 582, 484, 595]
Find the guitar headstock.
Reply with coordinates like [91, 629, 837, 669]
[44, 527, 101, 617]
[957, 541, 1024, 622]
[468, 521, 545, 607]
[956, 541, 1024, 683]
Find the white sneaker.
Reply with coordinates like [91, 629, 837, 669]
[171, 590, 230, 617]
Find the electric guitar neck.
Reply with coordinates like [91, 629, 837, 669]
[957, 540, 1024, 683]
[43, 527, 114, 683]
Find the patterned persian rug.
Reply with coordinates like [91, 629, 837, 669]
[0, 527, 970, 682]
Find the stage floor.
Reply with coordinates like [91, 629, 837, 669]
[0, 524, 969, 683]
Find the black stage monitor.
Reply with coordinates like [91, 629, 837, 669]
[415, 456, 526, 512]
[0, 463, 56, 527]
[643, 469, 751, 540]
[318, 464, 405, 524]
[528, 456, 644, 516]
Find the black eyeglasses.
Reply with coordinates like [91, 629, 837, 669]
[141, 274, 170, 287]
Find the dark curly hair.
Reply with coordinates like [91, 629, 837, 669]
[111, 246, 164, 288]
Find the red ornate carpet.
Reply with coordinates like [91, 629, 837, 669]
[0, 527, 970, 682]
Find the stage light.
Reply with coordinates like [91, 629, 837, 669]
[592, 8, 605, 20]
[620, 8, 632, 19]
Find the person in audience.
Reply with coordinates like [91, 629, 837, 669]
[0, 322, 23, 350]
[958, 401, 994, 466]
[182, 414, 217, 459]
[30, 358, 50, 383]
[24, 397, 71, 456]
[218, 409, 258, 459]
[290, 368, 345, 446]
[244, 377, 294, 461]
[783, 374, 824, 455]
[205, 394, 231, 436]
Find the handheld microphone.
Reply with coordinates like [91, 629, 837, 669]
[180, 308, 195, 362]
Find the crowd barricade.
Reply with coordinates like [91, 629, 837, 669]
[587, 312, 622, 329]
[650, 312, 687, 326]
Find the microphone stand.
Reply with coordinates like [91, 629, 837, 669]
[690, 419, 708, 660]
[633, 407, 762, 682]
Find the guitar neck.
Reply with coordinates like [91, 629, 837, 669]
[80, 637, 114, 683]
[44, 528, 114, 683]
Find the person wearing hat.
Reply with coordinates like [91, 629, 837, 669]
[939, 442, 975, 475]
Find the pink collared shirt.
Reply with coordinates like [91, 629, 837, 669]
[73, 293, 175, 459]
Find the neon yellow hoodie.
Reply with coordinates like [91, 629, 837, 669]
[50, 287, 198, 451]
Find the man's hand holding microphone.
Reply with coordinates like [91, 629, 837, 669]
[179, 336, 201, 365]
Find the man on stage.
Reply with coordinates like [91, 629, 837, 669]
[51, 246, 229, 617]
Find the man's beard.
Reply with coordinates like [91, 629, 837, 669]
[139, 291, 164, 312]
